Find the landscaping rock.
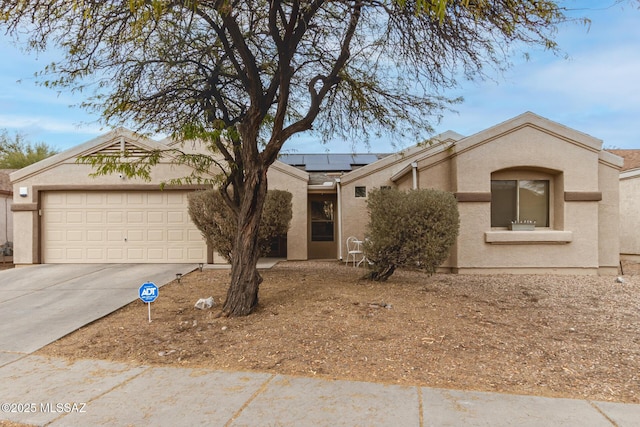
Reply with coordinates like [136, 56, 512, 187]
[194, 296, 215, 310]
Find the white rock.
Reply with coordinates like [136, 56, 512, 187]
[615, 276, 625, 284]
[195, 296, 215, 310]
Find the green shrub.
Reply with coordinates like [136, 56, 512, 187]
[364, 188, 459, 281]
[188, 189, 292, 262]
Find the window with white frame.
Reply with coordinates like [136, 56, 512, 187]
[491, 180, 550, 227]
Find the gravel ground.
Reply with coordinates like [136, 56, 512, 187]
[39, 260, 640, 403]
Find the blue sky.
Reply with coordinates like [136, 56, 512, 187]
[0, 1, 639, 154]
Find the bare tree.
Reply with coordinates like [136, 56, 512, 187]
[0, 0, 570, 315]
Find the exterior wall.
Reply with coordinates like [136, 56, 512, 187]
[11, 209, 37, 265]
[9, 116, 625, 272]
[414, 153, 456, 269]
[12, 158, 208, 265]
[337, 137, 461, 261]
[1, 170, 14, 261]
[451, 120, 617, 275]
[619, 170, 640, 260]
[267, 162, 309, 260]
[416, 151, 454, 193]
[598, 155, 621, 273]
[10, 132, 312, 265]
[339, 171, 392, 259]
[0, 195, 11, 245]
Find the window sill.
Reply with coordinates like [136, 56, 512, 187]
[485, 230, 573, 245]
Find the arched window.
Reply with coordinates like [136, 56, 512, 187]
[491, 180, 549, 227]
[491, 168, 561, 229]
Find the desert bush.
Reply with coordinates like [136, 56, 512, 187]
[188, 189, 292, 262]
[364, 188, 459, 281]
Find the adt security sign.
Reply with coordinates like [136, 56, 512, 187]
[139, 282, 158, 322]
[139, 282, 158, 302]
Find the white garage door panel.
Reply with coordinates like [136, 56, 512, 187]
[42, 191, 206, 263]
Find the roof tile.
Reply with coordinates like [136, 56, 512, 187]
[607, 150, 640, 171]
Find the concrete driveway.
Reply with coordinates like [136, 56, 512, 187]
[0, 264, 196, 365]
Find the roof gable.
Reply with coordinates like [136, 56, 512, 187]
[454, 111, 603, 155]
[340, 130, 464, 184]
[10, 128, 168, 182]
[270, 159, 310, 182]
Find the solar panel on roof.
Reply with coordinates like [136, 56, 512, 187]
[306, 163, 352, 172]
[305, 156, 330, 164]
[279, 154, 304, 164]
[278, 152, 389, 172]
[351, 154, 379, 164]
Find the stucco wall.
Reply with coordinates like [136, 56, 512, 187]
[11, 134, 312, 265]
[415, 151, 454, 193]
[339, 147, 457, 267]
[620, 171, 640, 259]
[338, 140, 457, 260]
[452, 124, 605, 273]
[11, 209, 37, 265]
[339, 173, 391, 257]
[0, 195, 11, 245]
[11, 158, 210, 265]
[598, 156, 621, 272]
[267, 162, 309, 260]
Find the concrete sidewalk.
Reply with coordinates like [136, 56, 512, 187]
[1, 354, 639, 426]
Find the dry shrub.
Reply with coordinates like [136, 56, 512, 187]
[364, 188, 459, 281]
[188, 189, 292, 262]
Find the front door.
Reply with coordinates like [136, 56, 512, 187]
[308, 194, 337, 259]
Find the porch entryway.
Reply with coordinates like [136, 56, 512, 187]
[308, 194, 337, 259]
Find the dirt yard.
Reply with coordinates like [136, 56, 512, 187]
[38, 261, 640, 404]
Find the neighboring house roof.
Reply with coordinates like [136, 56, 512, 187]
[0, 169, 16, 196]
[607, 149, 640, 171]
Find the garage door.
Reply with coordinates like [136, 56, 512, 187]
[42, 191, 207, 263]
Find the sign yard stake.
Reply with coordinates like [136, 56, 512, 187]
[139, 282, 159, 323]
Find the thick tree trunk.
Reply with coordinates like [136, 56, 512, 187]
[221, 164, 268, 316]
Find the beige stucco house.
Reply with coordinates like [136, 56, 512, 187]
[333, 112, 622, 275]
[10, 112, 625, 275]
[9, 129, 307, 265]
[608, 150, 640, 262]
